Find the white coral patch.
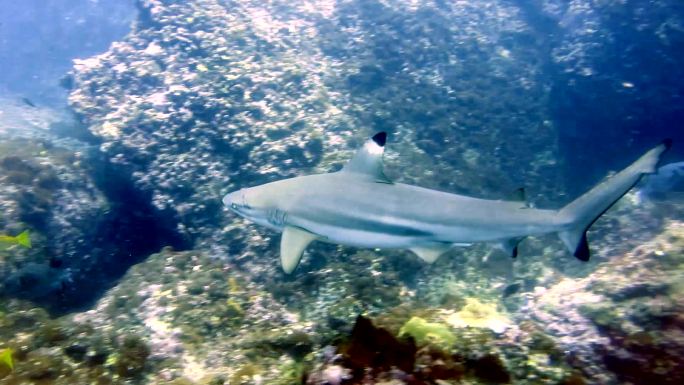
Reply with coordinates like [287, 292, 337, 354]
[144, 42, 164, 56]
[73, 57, 102, 71]
[100, 121, 121, 138]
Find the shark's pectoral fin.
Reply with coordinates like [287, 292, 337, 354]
[497, 237, 525, 258]
[280, 226, 318, 273]
[342, 132, 392, 183]
[410, 243, 453, 264]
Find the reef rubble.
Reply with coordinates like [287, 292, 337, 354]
[2, 217, 683, 384]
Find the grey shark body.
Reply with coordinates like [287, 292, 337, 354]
[224, 133, 670, 273]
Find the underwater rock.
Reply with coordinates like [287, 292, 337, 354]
[398, 316, 456, 348]
[537, 0, 684, 188]
[59, 247, 319, 384]
[0, 131, 185, 313]
[115, 335, 150, 377]
[0, 135, 109, 310]
[0, 233, 615, 385]
[340, 315, 417, 374]
[444, 297, 511, 334]
[523, 221, 684, 384]
[2, 263, 70, 301]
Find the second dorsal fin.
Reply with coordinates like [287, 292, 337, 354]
[509, 187, 532, 208]
[342, 132, 392, 183]
[510, 187, 525, 202]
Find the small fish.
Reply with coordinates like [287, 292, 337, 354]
[0, 348, 14, 371]
[0, 230, 31, 248]
[20, 97, 36, 108]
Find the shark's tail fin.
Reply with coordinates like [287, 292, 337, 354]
[557, 140, 671, 261]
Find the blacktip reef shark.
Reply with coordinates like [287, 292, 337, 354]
[223, 132, 671, 273]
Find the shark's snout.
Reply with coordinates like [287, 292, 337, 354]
[222, 190, 242, 211]
[222, 191, 235, 208]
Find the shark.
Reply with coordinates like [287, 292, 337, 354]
[223, 132, 671, 273]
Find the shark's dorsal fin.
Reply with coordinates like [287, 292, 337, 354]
[509, 187, 531, 208]
[280, 226, 318, 273]
[342, 132, 392, 183]
[510, 187, 526, 203]
[410, 243, 453, 264]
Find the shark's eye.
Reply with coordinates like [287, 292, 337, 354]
[231, 203, 238, 209]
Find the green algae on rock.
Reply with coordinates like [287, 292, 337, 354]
[444, 297, 511, 334]
[399, 316, 456, 348]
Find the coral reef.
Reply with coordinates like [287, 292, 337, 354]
[444, 297, 511, 334]
[523, 220, 684, 384]
[307, 308, 581, 384]
[1, 218, 682, 384]
[0, 133, 108, 310]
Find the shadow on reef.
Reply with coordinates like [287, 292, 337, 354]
[64, 157, 191, 313]
[0, 136, 190, 315]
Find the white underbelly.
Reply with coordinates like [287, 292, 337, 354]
[292, 218, 427, 249]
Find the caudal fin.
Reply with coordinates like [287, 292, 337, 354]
[557, 140, 671, 261]
[15, 230, 31, 248]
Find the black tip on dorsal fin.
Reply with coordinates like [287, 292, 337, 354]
[662, 138, 673, 150]
[372, 132, 387, 147]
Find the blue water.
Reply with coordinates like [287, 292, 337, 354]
[0, 0, 134, 106]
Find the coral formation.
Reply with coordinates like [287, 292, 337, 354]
[398, 316, 456, 348]
[0, 134, 109, 310]
[523, 221, 684, 384]
[444, 297, 511, 334]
